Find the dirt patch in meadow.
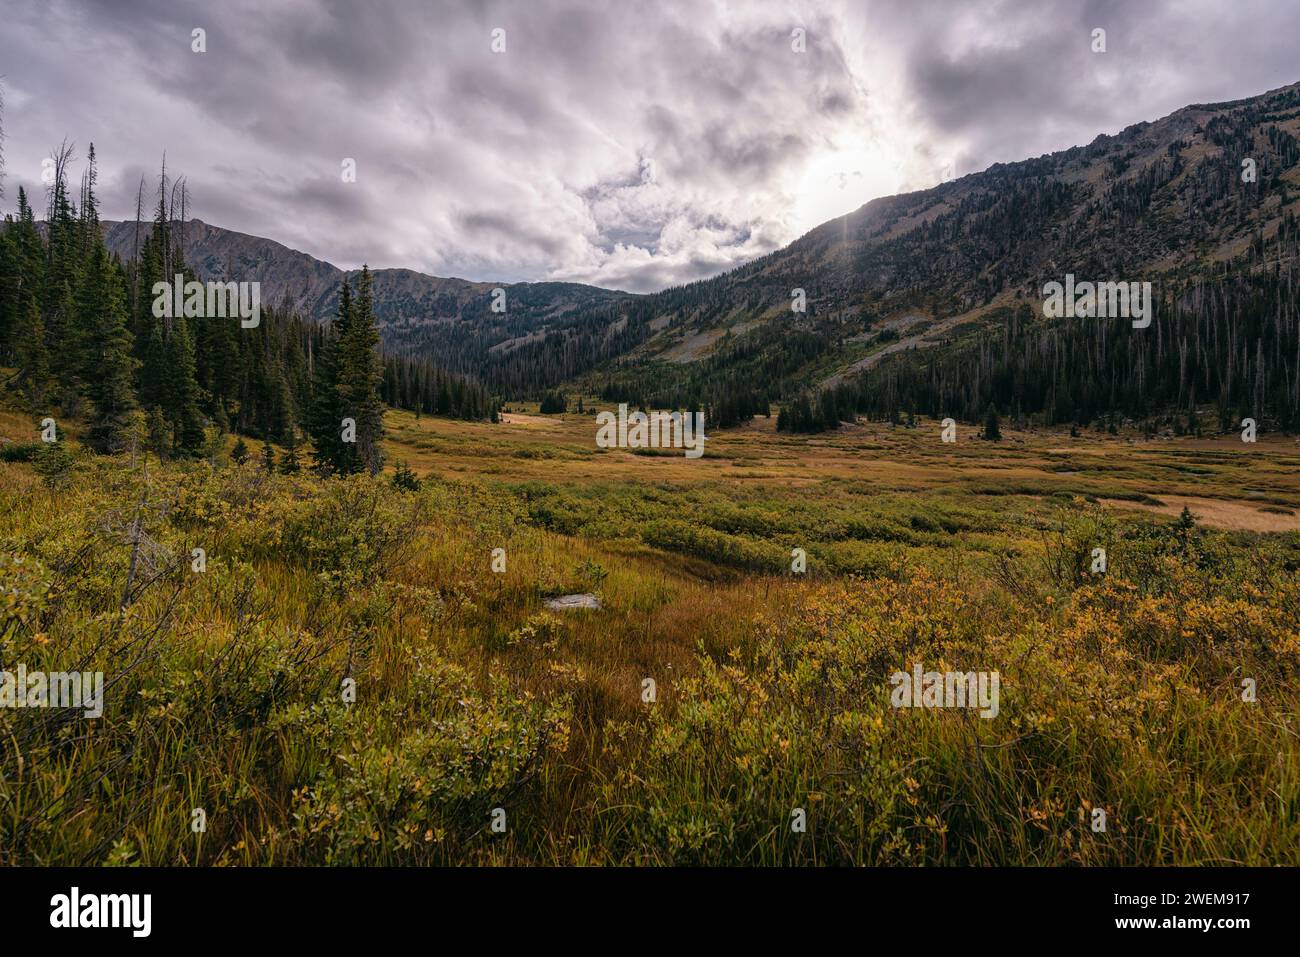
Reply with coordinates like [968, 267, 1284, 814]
[1102, 495, 1300, 532]
[0, 409, 44, 443]
[499, 413, 562, 427]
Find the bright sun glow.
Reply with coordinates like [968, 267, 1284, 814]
[787, 134, 906, 237]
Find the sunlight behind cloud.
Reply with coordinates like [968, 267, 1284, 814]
[786, 132, 906, 237]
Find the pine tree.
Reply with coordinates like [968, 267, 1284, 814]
[13, 292, 49, 411]
[391, 459, 420, 492]
[146, 407, 170, 458]
[195, 282, 239, 413]
[42, 142, 84, 402]
[45, 278, 79, 406]
[78, 143, 100, 257]
[138, 322, 168, 411]
[164, 313, 206, 455]
[4, 189, 45, 362]
[80, 240, 139, 453]
[338, 266, 385, 475]
[280, 436, 301, 474]
[307, 279, 350, 472]
[983, 404, 1002, 441]
[131, 211, 166, 352]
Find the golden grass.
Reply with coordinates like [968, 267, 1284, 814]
[3, 399, 1299, 864]
[383, 406, 1300, 526]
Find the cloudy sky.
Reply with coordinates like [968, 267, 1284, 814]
[2, 0, 1298, 292]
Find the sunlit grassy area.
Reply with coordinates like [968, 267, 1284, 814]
[388, 404, 1300, 513]
[2, 403, 1298, 864]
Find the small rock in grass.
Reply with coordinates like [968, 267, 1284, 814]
[545, 593, 601, 610]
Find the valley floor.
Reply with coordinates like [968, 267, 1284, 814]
[1, 405, 1298, 864]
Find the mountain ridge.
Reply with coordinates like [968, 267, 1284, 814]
[86, 216, 632, 386]
[586, 78, 1300, 409]
[72, 79, 1300, 407]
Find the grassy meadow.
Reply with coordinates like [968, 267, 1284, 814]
[2, 399, 1299, 865]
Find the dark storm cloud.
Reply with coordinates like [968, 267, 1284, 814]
[858, 0, 1300, 179]
[1, 0, 1296, 292]
[457, 210, 568, 259]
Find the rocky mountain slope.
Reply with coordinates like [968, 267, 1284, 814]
[97, 217, 631, 382]
[97, 80, 1300, 404]
[578, 80, 1300, 408]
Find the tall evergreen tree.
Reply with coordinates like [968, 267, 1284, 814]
[13, 292, 49, 411]
[164, 313, 206, 455]
[1, 143, 489, 464]
[138, 320, 168, 413]
[80, 240, 139, 452]
[42, 142, 84, 402]
[2, 189, 44, 369]
[338, 266, 385, 475]
[307, 278, 350, 472]
[983, 404, 1002, 441]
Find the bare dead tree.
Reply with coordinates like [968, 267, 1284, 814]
[167, 175, 188, 274]
[45, 139, 76, 222]
[130, 174, 145, 315]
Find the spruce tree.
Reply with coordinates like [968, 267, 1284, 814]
[81, 240, 139, 453]
[164, 313, 206, 455]
[13, 292, 49, 411]
[6, 189, 45, 346]
[138, 322, 168, 411]
[280, 432, 301, 474]
[984, 404, 1002, 441]
[146, 407, 170, 458]
[194, 273, 239, 413]
[338, 266, 385, 475]
[307, 279, 350, 472]
[132, 217, 166, 354]
[42, 144, 84, 402]
[45, 278, 79, 406]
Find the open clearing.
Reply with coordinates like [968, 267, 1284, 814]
[6, 402, 1299, 866]
[385, 406, 1300, 528]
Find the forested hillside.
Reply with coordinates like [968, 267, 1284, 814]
[93, 217, 633, 399]
[5, 83, 1299, 439]
[0, 146, 495, 468]
[584, 81, 1300, 432]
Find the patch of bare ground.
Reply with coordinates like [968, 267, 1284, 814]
[499, 412, 562, 426]
[663, 327, 725, 362]
[1102, 494, 1300, 532]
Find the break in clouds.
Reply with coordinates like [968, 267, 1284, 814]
[2, 0, 1298, 292]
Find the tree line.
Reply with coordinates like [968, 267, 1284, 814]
[0, 141, 495, 471]
[779, 218, 1300, 434]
